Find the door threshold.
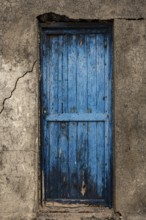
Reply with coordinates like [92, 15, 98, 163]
[37, 205, 114, 220]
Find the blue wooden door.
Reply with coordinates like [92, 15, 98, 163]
[41, 24, 112, 206]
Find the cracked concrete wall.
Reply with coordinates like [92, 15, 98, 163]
[0, 1, 146, 220]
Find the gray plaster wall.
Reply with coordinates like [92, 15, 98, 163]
[0, 1, 146, 220]
[114, 19, 146, 220]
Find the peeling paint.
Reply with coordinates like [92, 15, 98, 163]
[81, 180, 87, 196]
[59, 148, 62, 158]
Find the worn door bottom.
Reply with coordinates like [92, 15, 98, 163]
[45, 199, 106, 206]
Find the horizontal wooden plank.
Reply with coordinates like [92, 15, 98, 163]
[46, 113, 108, 122]
[45, 199, 106, 205]
[40, 22, 112, 29]
[44, 30, 107, 35]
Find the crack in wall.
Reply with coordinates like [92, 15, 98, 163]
[37, 12, 145, 23]
[116, 17, 145, 21]
[0, 60, 37, 115]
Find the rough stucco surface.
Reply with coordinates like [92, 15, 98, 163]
[0, 1, 146, 220]
[114, 20, 146, 219]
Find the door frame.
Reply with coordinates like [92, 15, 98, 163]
[39, 21, 113, 207]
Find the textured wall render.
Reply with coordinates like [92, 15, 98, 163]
[114, 19, 146, 219]
[0, 1, 146, 220]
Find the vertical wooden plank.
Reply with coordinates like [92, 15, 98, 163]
[57, 35, 69, 198]
[96, 34, 105, 198]
[86, 34, 97, 198]
[68, 35, 78, 198]
[96, 34, 105, 113]
[48, 36, 59, 198]
[76, 35, 87, 113]
[96, 122, 105, 198]
[68, 35, 77, 114]
[104, 32, 112, 206]
[68, 122, 78, 198]
[62, 35, 68, 113]
[86, 122, 97, 198]
[49, 36, 59, 114]
[87, 34, 97, 114]
[77, 121, 87, 198]
[108, 31, 113, 207]
[76, 35, 88, 198]
[58, 122, 69, 198]
[41, 32, 49, 199]
[58, 36, 63, 114]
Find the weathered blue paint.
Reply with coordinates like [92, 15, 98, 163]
[46, 113, 107, 121]
[40, 24, 112, 206]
